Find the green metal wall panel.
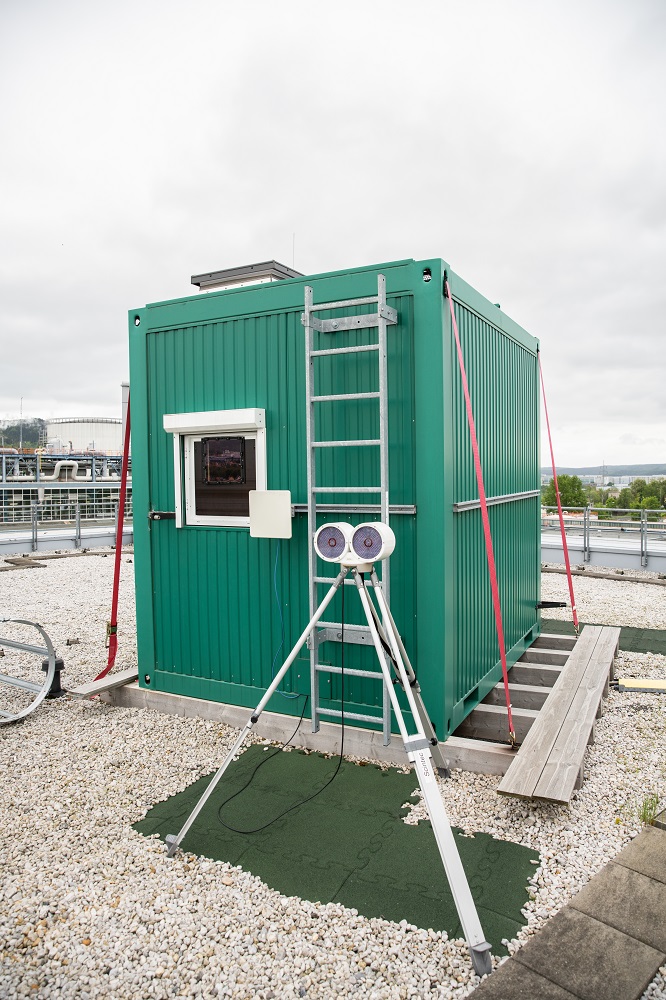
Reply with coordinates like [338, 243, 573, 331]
[446, 292, 541, 727]
[129, 257, 541, 741]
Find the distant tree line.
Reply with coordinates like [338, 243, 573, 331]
[542, 475, 666, 519]
[0, 418, 46, 450]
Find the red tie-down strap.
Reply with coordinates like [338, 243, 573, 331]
[538, 352, 579, 634]
[95, 394, 131, 681]
[444, 279, 516, 746]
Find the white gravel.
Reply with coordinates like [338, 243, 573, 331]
[1, 553, 665, 999]
[541, 568, 666, 629]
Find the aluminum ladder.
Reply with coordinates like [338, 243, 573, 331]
[302, 274, 398, 743]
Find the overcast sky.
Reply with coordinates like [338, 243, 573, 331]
[1, 0, 664, 467]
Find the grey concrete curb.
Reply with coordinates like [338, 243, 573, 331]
[473, 825, 666, 1000]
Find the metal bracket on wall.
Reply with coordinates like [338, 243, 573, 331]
[452, 490, 540, 513]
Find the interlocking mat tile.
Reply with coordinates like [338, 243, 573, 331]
[135, 747, 538, 953]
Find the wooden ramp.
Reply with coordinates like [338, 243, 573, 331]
[69, 668, 138, 700]
[496, 625, 620, 804]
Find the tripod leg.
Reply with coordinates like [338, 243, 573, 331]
[411, 747, 492, 977]
[164, 567, 348, 858]
[369, 574, 449, 773]
[355, 570, 492, 976]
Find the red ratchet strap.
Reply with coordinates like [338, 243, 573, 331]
[444, 279, 516, 747]
[95, 395, 131, 681]
[538, 352, 579, 635]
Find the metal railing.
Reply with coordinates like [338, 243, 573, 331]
[0, 452, 129, 483]
[0, 483, 133, 552]
[541, 505, 666, 567]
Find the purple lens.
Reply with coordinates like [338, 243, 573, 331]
[352, 525, 383, 559]
[317, 525, 346, 557]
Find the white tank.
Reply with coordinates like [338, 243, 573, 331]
[45, 417, 123, 454]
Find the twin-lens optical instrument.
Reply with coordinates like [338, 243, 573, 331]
[313, 521, 395, 568]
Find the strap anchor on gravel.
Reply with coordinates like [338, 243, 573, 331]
[0, 619, 59, 726]
[96, 392, 131, 681]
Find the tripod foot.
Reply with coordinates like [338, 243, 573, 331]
[470, 943, 493, 977]
[165, 835, 179, 858]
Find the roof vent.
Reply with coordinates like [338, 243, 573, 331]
[191, 260, 303, 292]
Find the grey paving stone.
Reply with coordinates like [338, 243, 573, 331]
[513, 907, 663, 1000]
[570, 862, 666, 952]
[613, 826, 666, 885]
[472, 959, 579, 998]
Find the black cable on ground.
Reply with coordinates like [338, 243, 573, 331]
[216, 583, 347, 835]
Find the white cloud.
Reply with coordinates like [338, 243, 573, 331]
[0, 0, 664, 463]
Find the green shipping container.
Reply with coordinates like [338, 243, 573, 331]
[129, 257, 541, 741]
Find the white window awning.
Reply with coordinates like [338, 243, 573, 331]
[163, 408, 265, 435]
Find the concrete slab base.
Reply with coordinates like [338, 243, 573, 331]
[100, 682, 516, 774]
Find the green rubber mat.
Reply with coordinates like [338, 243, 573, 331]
[543, 619, 666, 656]
[135, 747, 538, 954]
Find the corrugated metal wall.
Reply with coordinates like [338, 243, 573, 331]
[131, 259, 540, 739]
[449, 297, 540, 715]
[142, 293, 418, 721]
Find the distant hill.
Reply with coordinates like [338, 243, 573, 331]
[540, 464, 666, 477]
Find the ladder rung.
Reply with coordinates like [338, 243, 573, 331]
[0, 638, 49, 656]
[309, 295, 378, 311]
[310, 344, 380, 358]
[316, 665, 384, 680]
[313, 576, 357, 585]
[0, 673, 42, 693]
[318, 708, 384, 725]
[312, 392, 380, 402]
[312, 439, 380, 448]
[312, 487, 381, 493]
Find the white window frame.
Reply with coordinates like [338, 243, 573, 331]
[163, 409, 266, 529]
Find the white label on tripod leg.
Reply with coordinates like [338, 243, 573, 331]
[416, 750, 435, 784]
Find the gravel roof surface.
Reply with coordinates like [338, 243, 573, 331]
[0, 553, 664, 999]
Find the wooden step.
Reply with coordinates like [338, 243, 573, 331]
[69, 668, 138, 699]
[454, 703, 539, 744]
[533, 632, 577, 651]
[520, 647, 570, 666]
[483, 682, 551, 711]
[509, 662, 562, 687]
[497, 626, 620, 804]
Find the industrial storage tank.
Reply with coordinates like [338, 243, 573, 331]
[46, 417, 122, 454]
[129, 257, 541, 740]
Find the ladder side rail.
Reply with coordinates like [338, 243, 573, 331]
[377, 274, 391, 741]
[304, 285, 322, 734]
[377, 274, 390, 604]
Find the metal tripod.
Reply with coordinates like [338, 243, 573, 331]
[165, 566, 492, 977]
